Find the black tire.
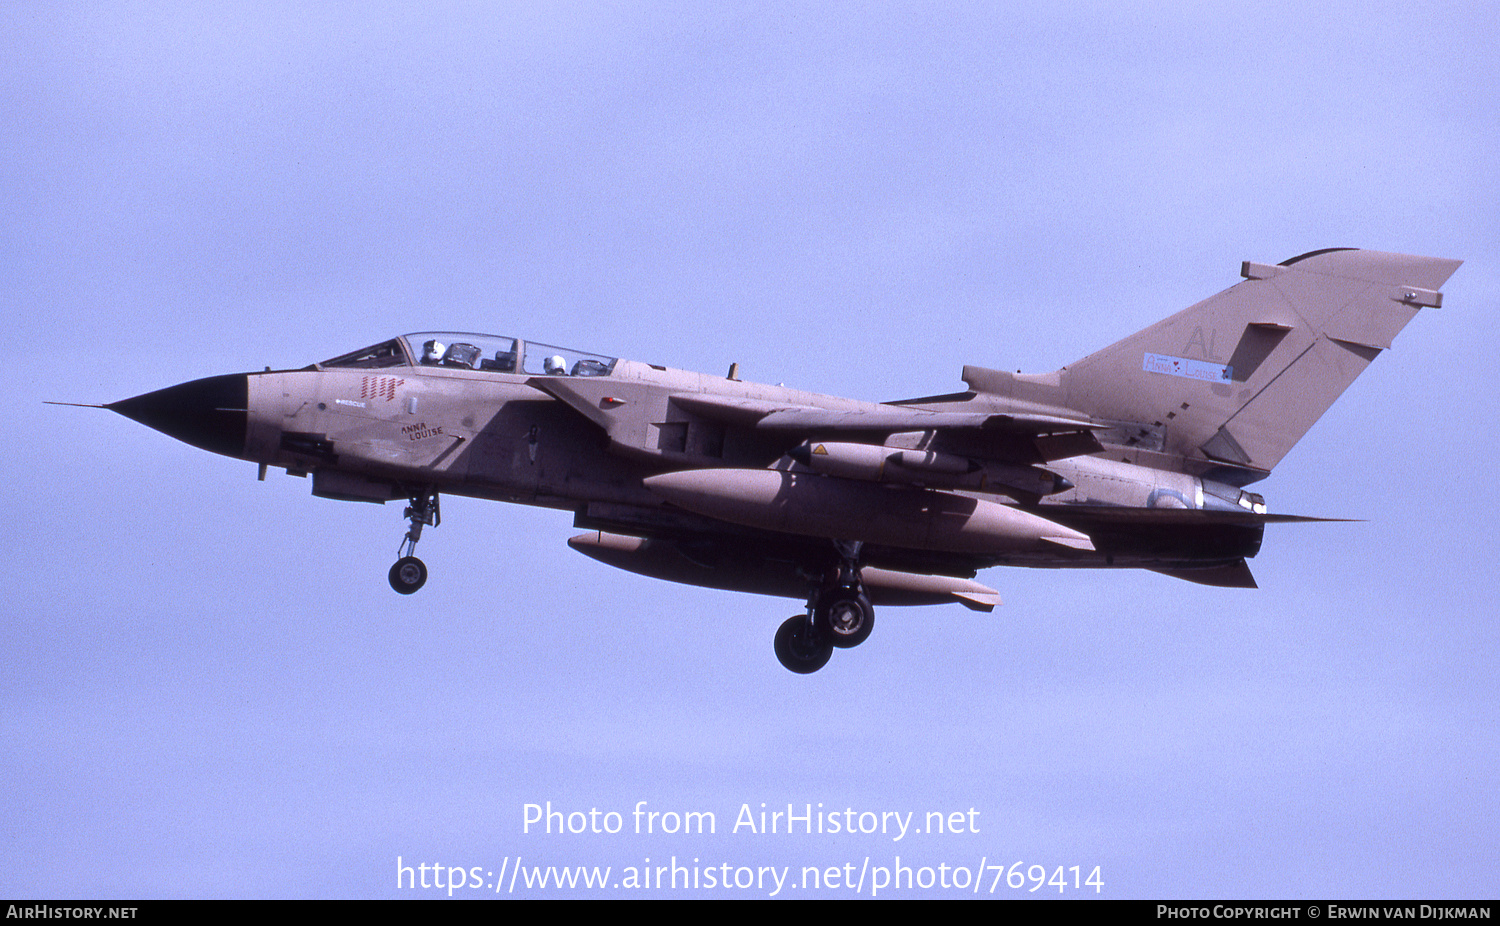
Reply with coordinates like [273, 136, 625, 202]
[773, 615, 833, 674]
[819, 594, 874, 649]
[389, 556, 427, 594]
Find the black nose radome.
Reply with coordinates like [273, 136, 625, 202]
[109, 373, 249, 459]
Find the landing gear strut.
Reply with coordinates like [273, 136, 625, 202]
[773, 540, 875, 674]
[388, 488, 440, 594]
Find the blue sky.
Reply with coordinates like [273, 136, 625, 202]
[5, 2, 1497, 899]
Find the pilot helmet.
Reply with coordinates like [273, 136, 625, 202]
[422, 340, 445, 363]
[544, 354, 567, 375]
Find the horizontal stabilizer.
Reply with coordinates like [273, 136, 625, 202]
[1039, 505, 1353, 528]
[1148, 559, 1258, 588]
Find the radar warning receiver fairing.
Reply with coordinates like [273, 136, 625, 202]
[89, 249, 1461, 673]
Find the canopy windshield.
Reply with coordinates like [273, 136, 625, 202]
[321, 333, 618, 377]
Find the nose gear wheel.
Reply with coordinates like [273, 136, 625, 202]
[389, 556, 427, 594]
[388, 488, 439, 594]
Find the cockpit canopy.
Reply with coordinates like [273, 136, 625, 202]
[320, 333, 618, 377]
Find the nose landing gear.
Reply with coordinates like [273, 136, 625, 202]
[388, 488, 439, 594]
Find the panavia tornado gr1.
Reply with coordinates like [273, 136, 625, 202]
[93, 248, 1461, 673]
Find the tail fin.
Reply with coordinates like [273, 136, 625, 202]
[976, 249, 1461, 478]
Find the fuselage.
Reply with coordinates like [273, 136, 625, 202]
[111, 330, 1267, 578]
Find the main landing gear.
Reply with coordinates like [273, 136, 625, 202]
[774, 541, 875, 674]
[388, 488, 440, 594]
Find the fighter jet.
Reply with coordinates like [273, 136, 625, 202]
[92, 248, 1460, 673]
